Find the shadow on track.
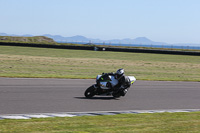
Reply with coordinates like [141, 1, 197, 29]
[74, 97, 120, 100]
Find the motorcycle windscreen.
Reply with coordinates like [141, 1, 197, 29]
[99, 74, 111, 82]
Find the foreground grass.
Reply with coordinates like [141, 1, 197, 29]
[0, 112, 200, 132]
[0, 45, 200, 81]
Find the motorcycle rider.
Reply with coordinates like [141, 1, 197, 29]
[105, 68, 131, 96]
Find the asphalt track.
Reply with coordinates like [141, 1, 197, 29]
[0, 78, 200, 115]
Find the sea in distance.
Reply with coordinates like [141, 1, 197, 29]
[61, 41, 200, 50]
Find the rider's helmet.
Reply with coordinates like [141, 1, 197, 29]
[115, 68, 124, 79]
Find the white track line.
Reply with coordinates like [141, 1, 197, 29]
[0, 109, 200, 120]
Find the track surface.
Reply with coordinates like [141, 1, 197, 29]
[0, 78, 200, 115]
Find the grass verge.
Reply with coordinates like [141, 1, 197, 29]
[0, 45, 200, 81]
[0, 112, 200, 132]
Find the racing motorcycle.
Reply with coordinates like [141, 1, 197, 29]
[84, 73, 136, 98]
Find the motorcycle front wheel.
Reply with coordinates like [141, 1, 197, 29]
[84, 85, 96, 98]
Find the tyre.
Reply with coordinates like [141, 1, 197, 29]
[112, 92, 121, 98]
[84, 85, 96, 98]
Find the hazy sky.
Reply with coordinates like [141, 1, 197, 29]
[1, 0, 200, 44]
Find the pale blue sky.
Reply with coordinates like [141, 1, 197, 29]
[1, 0, 200, 44]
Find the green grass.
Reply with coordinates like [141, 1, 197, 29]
[0, 112, 200, 132]
[0, 45, 200, 81]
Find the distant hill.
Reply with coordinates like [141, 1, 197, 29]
[0, 35, 55, 43]
[1, 33, 200, 46]
[43, 34, 90, 42]
[0, 33, 167, 45]
[42, 34, 168, 45]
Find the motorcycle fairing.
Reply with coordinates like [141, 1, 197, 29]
[96, 74, 118, 89]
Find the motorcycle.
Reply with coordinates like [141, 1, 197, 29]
[84, 73, 136, 98]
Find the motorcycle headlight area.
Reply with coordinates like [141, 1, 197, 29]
[100, 82, 110, 90]
[100, 82, 107, 87]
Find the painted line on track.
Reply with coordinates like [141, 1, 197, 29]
[0, 109, 200, 120]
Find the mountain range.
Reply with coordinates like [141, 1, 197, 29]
[0, 33, 199, 46]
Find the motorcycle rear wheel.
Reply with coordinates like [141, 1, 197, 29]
[112, 92, 121, 98]
[84, 85, 96, 98]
